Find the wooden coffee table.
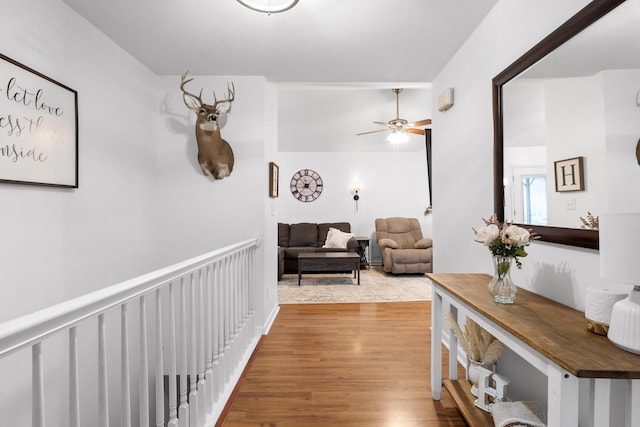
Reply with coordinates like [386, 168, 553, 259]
[297, 252, 360, 286]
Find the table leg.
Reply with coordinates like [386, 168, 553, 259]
[448, 305, 458, 381]
[547, 367, 579, 427]
[591, 379, 611, 427]
[356, 241, 370, 270]
[431, 288, 443, 400]
[629, 379, 640, 427]
[298, 262, 302, 286]
[357, 262, 360, 285]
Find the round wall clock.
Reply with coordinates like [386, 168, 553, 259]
[290, 169, 323, 202]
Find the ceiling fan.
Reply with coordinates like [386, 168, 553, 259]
[357, 88, 431, 141]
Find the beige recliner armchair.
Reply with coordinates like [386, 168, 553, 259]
[375, 217, 433, 274]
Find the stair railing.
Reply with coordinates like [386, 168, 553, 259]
[0, 238, 260, 427]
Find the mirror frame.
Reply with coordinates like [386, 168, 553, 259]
[492, 0, 626, 250]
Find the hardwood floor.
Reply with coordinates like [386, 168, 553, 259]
[218, 302, 467, 426]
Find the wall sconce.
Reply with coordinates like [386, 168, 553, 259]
[352, 183, 361, 212]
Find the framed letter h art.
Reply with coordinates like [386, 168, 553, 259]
[554, 156, 584, 192]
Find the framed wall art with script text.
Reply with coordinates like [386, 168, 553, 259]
[0, 53, 78, 188]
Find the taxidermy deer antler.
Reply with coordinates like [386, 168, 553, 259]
[180, 70, 235, 179]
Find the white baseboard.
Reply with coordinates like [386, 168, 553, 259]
[263, 304, 280, 335]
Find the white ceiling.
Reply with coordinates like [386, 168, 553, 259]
[277, 85, 432, 152]
[61, 0, 499, 153]
[61, 0, 498, 83]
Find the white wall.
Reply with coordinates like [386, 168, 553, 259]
[0, 0, 278, 425]
[544, 75, 606, 228]
[432, 0, 597, 308]
[502, 80, 548, 224]
[0, 1, 161, 425]
[263, 83, 280, 315]
[431, 0, 633, 415]
[277, 86, 431, 153]
[503, 80, 547, 148]
[154, 72, 277, 333]
[155, 75, 267, 260]
[0, 0, 159, 324]
[603, 69, 640, 212]
[4, 0, 633, 423]
[275, 86, 433, 264]
[275, 150, 432, 264]
[503, 74, 608, 229]
[0, 0, 279, 324]
[504, 68, 639, 228]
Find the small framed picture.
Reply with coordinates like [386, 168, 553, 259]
[269, 162, 279, 198]
[554, 156, 584, 192]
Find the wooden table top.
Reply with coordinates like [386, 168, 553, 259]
[298, 252, 360, 259]
[427, 273, 640, 379]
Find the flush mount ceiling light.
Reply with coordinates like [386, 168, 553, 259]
[237, 0, 299, 14]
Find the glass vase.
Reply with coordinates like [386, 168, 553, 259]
[488, 255, 517, 304]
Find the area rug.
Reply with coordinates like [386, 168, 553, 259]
[278, 266, 432, 304]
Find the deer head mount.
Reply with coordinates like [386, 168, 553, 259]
[180, 70, 235, 180]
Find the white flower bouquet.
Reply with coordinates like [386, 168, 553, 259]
[473, 214, 538, 269]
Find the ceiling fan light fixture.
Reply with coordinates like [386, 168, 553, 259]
[387, 130, 409, 144]
[357, 87, 430, 141]
[236, 0, 299, 14]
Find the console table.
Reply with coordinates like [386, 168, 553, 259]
[427, 273, 640, 427]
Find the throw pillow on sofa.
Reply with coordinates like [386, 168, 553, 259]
[323, 227, 355, 249]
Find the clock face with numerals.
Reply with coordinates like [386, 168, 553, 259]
[290, 169, 323, 202]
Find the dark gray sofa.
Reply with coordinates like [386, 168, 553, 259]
[278, 222, 357, 280]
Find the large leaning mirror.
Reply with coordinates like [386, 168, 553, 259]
[493, 0, 639, 249]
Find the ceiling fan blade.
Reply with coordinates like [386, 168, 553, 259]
[406, 128, 425, 135]
[373, 121, 390, 127]
[408, 119, 432, 127]
[356, 129, 389, 136]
